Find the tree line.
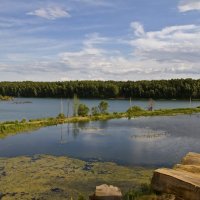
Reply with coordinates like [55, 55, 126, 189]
[0, 79, 199, 99]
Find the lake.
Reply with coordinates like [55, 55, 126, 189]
[0, 98, 200, 121]
[0, 114, 200, 167]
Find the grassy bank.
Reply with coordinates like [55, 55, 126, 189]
[1, 107, 200, 139]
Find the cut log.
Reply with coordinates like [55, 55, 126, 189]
[151, 152, 200, 200]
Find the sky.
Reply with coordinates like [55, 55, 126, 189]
[0, 0, 200, 81]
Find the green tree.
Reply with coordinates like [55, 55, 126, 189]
[1, 79, 200, 99]
[91, 106, 99, 116]
[78, 104, 89, 116]
[98, 100, 108, 114]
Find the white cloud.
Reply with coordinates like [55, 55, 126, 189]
[55, 22, 200, 80]
[27, 6, 70, 20]
[130, 22, 200, 63]
[130, 22, 145, 37]
[59, 34, 109, 70]
[178, 0, 200, 12]
[1, 19, 200, 80]
[73, 0, 112, 7]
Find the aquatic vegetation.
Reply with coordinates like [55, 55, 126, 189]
[12, 101, 32, 104]
[0, 155, 154, 199]
[131, 129, 169, 141]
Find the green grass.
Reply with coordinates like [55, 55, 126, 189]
[126, 107, 200, 118]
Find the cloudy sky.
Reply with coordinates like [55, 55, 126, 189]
[0, 0, 200, 81]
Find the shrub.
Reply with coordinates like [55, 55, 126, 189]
[21, 119, 26, 123]
[91, 106, 99, 116]
[127, 106, 144, 113]
[78, 104, 89, 116]
[57, 113, 65, 119]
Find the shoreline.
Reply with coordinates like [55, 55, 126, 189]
[1, 94, 200, 101]
[2, 96, 200, 101]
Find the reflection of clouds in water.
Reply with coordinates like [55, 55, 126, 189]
[131, 115, 200, 138]
[80, 132, 106, 145]
[128, 135, 200, 166]
[81, 127, 105, 135]
[131, 128, 169, 142]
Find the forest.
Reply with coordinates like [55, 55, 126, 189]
[0, 79, 199, 99]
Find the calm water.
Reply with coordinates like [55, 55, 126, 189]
[0, 98, 200, 121]
[0, 115, 200, 167]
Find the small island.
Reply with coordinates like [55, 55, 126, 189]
[1, 103, 200, 139]
[0, 95, 13, 101]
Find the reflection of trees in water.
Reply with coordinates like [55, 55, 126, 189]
[59, 123, 81, 142]
[60, 124, 67, 144]
[72, 123, 80, 139]
[60, 123, 71, 144]
[76, 120, 108, 132]
[99, 120, 109, 129]
[60, 120, 109, 141]
[77, 121, 88, 129]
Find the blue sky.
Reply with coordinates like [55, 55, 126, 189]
[0, 0, 200, 81]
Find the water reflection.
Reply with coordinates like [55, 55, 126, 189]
[60, 124, 68, 144]
[0, 115, 200, 167]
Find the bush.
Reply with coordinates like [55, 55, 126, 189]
[21, 119, 26, 123]
[57, 113, 65, 119]
[91, 106, 99, 116]
[127, 106, 144, 113]
[78, 104, 89, 116]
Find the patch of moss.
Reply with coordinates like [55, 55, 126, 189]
[0, 155, 154, 200]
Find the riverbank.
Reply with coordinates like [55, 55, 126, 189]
[1, 107, 200, 139]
